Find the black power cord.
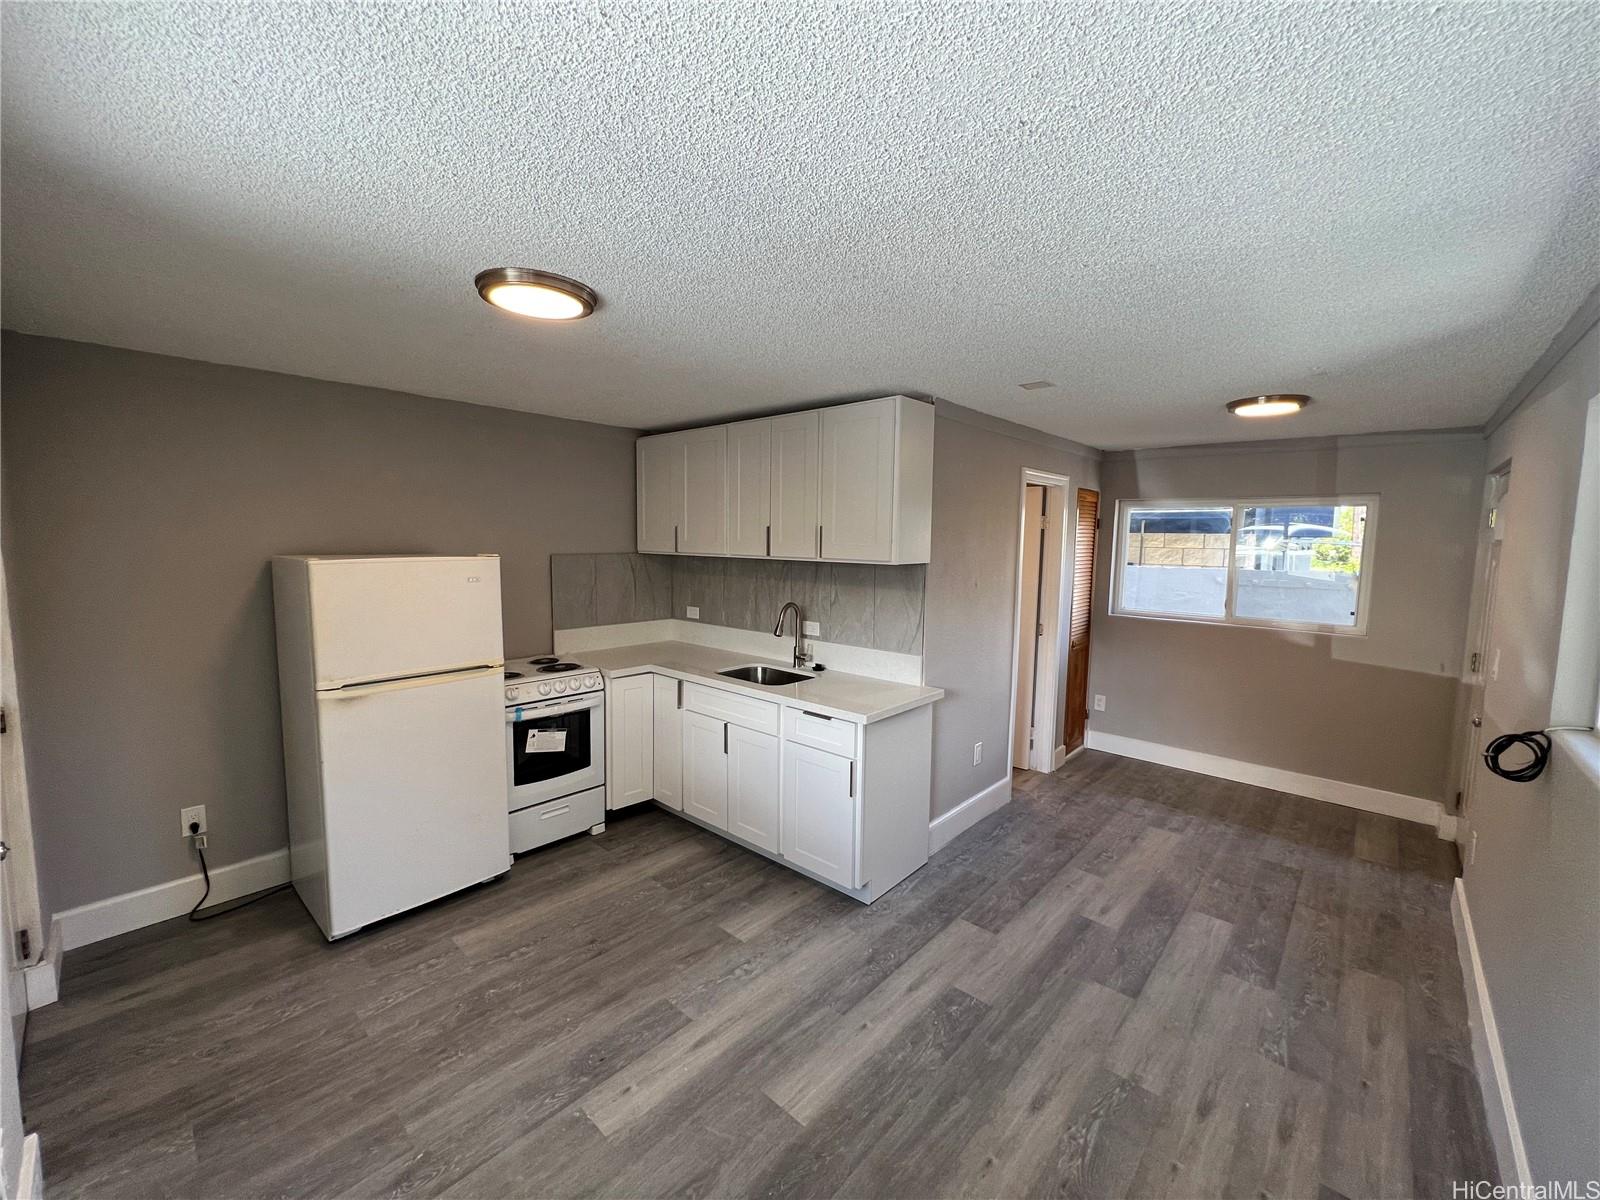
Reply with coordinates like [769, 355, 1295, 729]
[186, 823, 291, 922]
[1483, 726, 1596, 783]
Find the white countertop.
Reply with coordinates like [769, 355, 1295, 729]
[580, 640, 943, 723]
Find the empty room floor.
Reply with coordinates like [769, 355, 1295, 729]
[21, 753, 1497, 1199]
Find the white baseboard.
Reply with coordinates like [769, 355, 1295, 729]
[22, 918, 62, 1008]
[1452, 878, 1532, 1188]
[1084, 730, 1447, 832]
[18, 1132, 43, 1200]
[54, 848, 292, 951]
[1052, 744, 1069, 770]
[929, 776, 1011, 853]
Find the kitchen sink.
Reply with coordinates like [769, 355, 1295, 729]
[718, 665, 813, 687]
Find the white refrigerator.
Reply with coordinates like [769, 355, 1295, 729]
[272, 554, 510, 940]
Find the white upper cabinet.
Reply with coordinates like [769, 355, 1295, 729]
[636, 434, 681, 554]
[679, 426, 727, 555]
[637, 396, 931, 563]
[636, 427, 727, 555]
[725, 418, 772, 557]
[769, 410, 821, 559]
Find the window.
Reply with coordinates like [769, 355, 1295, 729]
[1113, 496, 1377, 633]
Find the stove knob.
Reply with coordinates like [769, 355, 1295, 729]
[554, 679, 568, 693]
[505, 687, 516, 701]
[586, 674, 601, 689]
[538, 682, 552, 696]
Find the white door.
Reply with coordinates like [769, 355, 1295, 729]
[727, 725, 780, 851]
[679, 426, 728, 555]
[636, 434, 683, 554]
[682, 711, 728, 829]
[316, 667, 509, 937]
[770, 410, 820, 559]
[652, 675, 684, 812]
[305, 555, 503, 687]
[820, 399, 896, 561]
[782, 742, 857, 888]
[607, 675, 654, 811]
[1457, 472, 1509, 822]
[1, 775, 23, 1200]
[726, 419, 772, 557]
[1013, 484, 1045, 768]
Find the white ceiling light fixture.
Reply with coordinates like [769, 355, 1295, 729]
[1226, 393, 1310, 418]
[474, 267, 598, 321]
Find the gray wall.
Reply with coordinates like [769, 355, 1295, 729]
[1088, 432, 1485, 802]
[552, 552, 926, 654]
[1, 333, 638, 915]
[923, 401, 1100, 819]
[1464, 321, 1598, 1186]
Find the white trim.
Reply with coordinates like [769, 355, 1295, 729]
[1084, 731, 1447, 831]
[1052, 743, 1070, 770]
[1436, 813, 1459, 842]
[17, 1132, 43, 1200]
[53, 848, 291, 951]
[21, 920, 61, 1009]
[1452, 878, 1533, 1188]
[928, 776, 1012, 853]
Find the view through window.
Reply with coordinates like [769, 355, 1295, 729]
[1116, 498, 1374, 631]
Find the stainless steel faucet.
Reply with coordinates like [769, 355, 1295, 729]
[772, 601, 811, 669]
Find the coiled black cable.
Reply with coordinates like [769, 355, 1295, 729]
[1482, 730, 1553, 782]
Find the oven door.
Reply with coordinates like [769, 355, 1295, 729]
[506, 692, 605, 811]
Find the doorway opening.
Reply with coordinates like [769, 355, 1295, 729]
[1453, 465, 1511, 839]
[1009, 470, 1073, 774]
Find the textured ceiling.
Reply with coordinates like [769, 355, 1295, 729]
[4, 2, 1598, 449]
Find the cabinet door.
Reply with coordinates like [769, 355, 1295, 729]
[726, 725, 780, 852]
[607, 675, 654, 811]
[819, 399, 896, 561]
[679, 426, 727, 555]
[726, 418, 772, 557]
[681, 710, 729, 829]
[769, 410, 820, 559]
[652, 675, 683, 812]
[636, 434, 683, 554]
[782, 742, 858, 888]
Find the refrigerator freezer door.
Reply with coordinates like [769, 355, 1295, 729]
[306, 556, 503, 688]
[313, 667, 509, 938]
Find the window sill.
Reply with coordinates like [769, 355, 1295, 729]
[1109, 609, 1369, 638]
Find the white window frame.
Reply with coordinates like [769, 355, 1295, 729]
[1109, 494, 1380, 636]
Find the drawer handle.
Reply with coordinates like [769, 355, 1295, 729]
[538, 805, 572, 820]
[723, 722, 729, 755]
[677, 678, 684, 709]
[801, 710, 833, 721]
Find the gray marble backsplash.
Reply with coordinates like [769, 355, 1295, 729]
[552, 553, 925, 654]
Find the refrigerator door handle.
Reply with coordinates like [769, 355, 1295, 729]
[321, 665, 502, 700]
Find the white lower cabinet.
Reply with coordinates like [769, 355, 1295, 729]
[606, 673, 654, 811]
[727, 724, 780, 852]
[781, 742, 858, 889]
[651, 675, 683, 812]
[682, 709, 730, 829]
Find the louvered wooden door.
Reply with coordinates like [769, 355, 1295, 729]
[1064, 489, 1099, 754]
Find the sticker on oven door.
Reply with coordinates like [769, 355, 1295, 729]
[526, 729, 568, 753]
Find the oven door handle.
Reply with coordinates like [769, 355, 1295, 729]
[507, 693, 603, 721]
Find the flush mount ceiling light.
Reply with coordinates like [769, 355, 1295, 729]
[1226, 393, 1310, 418]
[474, 267, 598, 321]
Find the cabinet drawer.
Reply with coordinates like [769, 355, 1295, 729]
[782, 706, 859, 758]
[683, 682, 780, 735]
[510, 786, 604, 854]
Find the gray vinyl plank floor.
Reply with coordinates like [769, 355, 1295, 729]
[21, 752, 1498, 1199]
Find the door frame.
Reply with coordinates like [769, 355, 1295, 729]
[1007, 469, 1073, 774]
[1451, 465, 1510, 842]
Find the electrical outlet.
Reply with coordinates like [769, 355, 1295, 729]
[973, 741, 983, 766]
[1093, 694, 1106, 711]
[803, 620, 820, 637]
[686, 606, 699, 620]
[180, 805, 207, 837]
